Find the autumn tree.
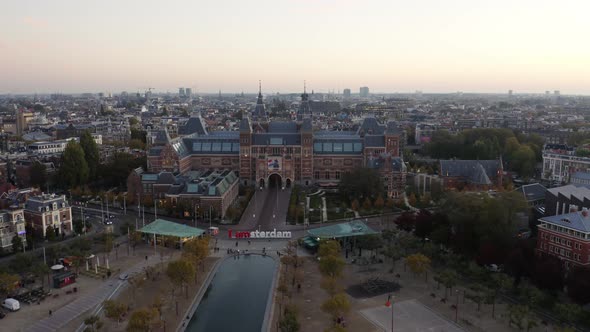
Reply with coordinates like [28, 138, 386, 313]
[321, 293, 351, 323]
[166, 259, 195, 299]
[103, 300, 127, 326]
[405, 253, 431, 281]
[0, 272, 19, 298]
[126, 307, 158, 332]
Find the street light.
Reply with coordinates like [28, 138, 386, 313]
[455, 289, 459, 323]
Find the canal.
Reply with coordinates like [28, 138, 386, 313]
[186, 254, 277, 332]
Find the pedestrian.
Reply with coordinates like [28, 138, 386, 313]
[248, 240, 251, 245]
[145, 255, 148, 261]
[235, 241, 238, 247]
[49, 310, 52, 316]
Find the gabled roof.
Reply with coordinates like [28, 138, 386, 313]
[439, 160, 501, 185]
[153, 129, 171, 145]
[239, 117, 252, 132]
[357, 117, 386, 135]
[179, 116, 208, 136]
[539, 211, 590, 233]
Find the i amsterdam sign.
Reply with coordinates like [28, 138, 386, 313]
[228, 229, 292, 239]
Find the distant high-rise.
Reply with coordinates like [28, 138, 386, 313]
[185, 88, 192, 97]
[343, 88, 351, 98]
[359, 86, 369, 98]
[179, 87, 185, 97]
[508, 90, 513, 98]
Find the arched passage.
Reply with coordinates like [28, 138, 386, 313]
[286, 178, 292, 188]
[268, 173, 282, 189]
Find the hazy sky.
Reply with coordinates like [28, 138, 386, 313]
[2, 0, 590, 94]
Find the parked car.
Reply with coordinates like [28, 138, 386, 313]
[485, 264, 502, 272]
[103, 220, 113, 225]
[2, 298, 20, 311]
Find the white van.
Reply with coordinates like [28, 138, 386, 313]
[2, 298, 20, 311]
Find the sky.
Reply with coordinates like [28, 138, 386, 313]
[1, 0, 590, 95]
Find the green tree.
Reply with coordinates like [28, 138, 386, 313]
[103, 300, 127, 326]
[83, 315, 103, 332]
[279, 305, 300, 332]
[554, 303, 582, 327]
[30, 161, 48, 190]
[511, 145, 536, 178]
[11, 235, 23, 253]
[507, 304, 538, 332]
[59, 140, 89, 188]
[80, 130, 99, 180]
[374, 195, 385, 210]
[318, 240, 341, 258]
[339, 168, 383, 201]
[435, 269, 458, 298]
[46, 226, 56, 241]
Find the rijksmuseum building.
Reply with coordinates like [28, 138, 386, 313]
[146, 88, 407, 199]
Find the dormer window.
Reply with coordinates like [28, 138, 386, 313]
[53, 203, 58, 210]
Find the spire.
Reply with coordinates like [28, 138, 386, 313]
[304, 80, 306, 94]
[258, 80, 262, 98]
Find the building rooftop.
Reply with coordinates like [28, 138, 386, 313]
[540, 210, 590, 233]
[515, 183, 547, 202]
[547, 184, 590, 201]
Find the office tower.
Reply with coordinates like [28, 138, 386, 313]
[359, 86, 369, 98]
[179, 87, 185, 97]
[343, 88, 351, 98]
[508, 90, 513, 98]
[185, 88, 192, 97]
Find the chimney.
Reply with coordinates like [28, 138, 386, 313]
[583, 208, 589, 218]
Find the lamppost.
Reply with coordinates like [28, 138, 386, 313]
[455, 289, 459, 323]
[385, 294, 393, 332]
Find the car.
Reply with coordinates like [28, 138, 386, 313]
[485, 264, 502, 272]
[109, 215, 115, 219]
[103, 220, 113, 225]
[119, 273, 129, 280]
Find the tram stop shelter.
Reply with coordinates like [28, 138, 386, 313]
[302, 220, 379, 250]
[139, 219, 206, 248]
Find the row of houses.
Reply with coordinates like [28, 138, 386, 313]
[0, 192, 72, 252]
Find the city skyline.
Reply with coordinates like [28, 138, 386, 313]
[2, 0, 590, 94]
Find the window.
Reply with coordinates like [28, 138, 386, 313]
[325, 171, 330, 180]
[335, 171, 341, 180]
[314, 171, 320, 180]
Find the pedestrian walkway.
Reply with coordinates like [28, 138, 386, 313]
[26, 255, 161, 332]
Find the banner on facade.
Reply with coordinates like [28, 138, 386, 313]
[268, 157, 282, 171]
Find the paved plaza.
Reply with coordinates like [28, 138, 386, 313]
[360, 299, 465, 332]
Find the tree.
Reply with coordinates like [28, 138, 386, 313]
[362, 197, 372, 210]
[566, 267, 590, 304]
[414, 209, 433, 239]
[11, 235, 23, 253]
[395, 212, 416, 231]
[128, 139, 145, 150]
[374, 195, 384, 210]
[339, 168, 383, 201]
[83, 315, 103, 332]
[126, 307, 157, 332]
[279, 305, 300, 332]
[320, 277, 343, 296]
[32, 262, 51, 289]
[80, 130, 99, 180]
[405, 253, 431, 281]
[435, 269, 458, 298]
[0, 272, 19, 298]
[533, 256, 563, 291]
[103, 300, 127, 325]
[382, 243, 403, 272]
[46, 226, 56, 241]
[321, 293, 351, 321]
[319, 255, 345, 279]
[129, 231, 142, 255]
[554, 303, 581, 327]
[507, 304, 538, 331]
[350, 199, 360, 211]
[318, 240, 341, 258]
[30, 161, 47, 190]
[166, 259, 195, 299]
[59, 140, 89, 188]
[488, 273, 514, 318]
